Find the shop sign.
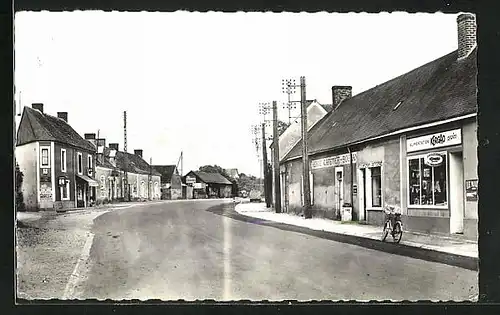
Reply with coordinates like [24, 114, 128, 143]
[193, 183, 204, 189]
[407, 128, 462, 152]
[40, 183, 52, 200]
[58, 176, 67, 186]
[186, 176, 196, 184]
[40, 168, 51, 182]
[466, 179, 478, 201]
[311, 152, 358, 170]
[358, 161, 383, 169]
[424, 153, 444, 167]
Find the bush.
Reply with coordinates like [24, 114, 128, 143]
[15, 162, 25, 212]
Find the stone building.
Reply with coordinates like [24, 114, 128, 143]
[280, 13, 478, 239]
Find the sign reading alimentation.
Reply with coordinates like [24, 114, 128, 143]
[407, 128, 462, 153]
[311, 152, 358, 170]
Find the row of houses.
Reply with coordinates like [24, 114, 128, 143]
[15, 104, 187, 211]
[272, 13, 478, 240]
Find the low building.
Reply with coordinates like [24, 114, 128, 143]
[280, 13, 478, 239]
[184, 171, 233, 199]
[16, 104, 98, 211]
[90, 140, 162, 202]
[153, 165, 182, 200]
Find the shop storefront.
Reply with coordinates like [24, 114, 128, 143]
[401, 123, 477, 238]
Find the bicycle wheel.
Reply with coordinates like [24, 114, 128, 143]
[381, 221, 390, 242]
[392, 222, 403, 243]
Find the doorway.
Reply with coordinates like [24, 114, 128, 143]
[357, 168, 367, 221]
[334, 167, 344, 219]
[449, 152, 464, 234]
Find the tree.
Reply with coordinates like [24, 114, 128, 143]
[198, 165, 230, 177]
[15, 162, 25, 211]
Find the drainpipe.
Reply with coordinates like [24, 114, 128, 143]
[348, 146, 354, 220]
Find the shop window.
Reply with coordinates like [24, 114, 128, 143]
[77, 152, 83, 174]
[41, 148, 49, 166]
[87, 155, 93, 176]
[61, 149, 66, 172]
[371, 167, 382, 207]
[408, 153, 447, 206]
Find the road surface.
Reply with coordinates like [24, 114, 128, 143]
[73, 200, 477, 301]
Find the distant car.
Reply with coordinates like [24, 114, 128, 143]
[249, 190, 262, 203]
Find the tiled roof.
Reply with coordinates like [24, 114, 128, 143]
[190, 171, 233, 185]
[284, 49, 477, 161]
[153, 165, 177, 182]
[114, 151, 162, 176]
[16, 106, 96, 152]
[320, 104, 334, 112]
[96, 146, 118, 169]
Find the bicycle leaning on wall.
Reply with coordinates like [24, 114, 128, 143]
[381, 204, 403, 243]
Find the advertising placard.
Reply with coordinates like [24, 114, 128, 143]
[407, 129, 462, 152]
[465, 179, 478, 201]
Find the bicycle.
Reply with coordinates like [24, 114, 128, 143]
[381, 205, 403, 243]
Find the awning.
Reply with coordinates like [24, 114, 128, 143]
[76, 174, 99, 187]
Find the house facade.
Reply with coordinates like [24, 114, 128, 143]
[90, 139, 162, 202]
[184, 171, 233, 199]
[280, 13, 478, 239]
[16, 104, 98, 211]
[153, 165, 182, 200]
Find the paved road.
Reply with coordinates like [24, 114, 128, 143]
[74, 200, 477, 301]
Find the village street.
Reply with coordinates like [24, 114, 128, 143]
[18, 200, 477, 301]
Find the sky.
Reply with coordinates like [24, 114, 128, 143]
[14, 11, 460, 177]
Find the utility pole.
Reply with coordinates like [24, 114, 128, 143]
[261, 122, 271, 208]
[281, 79, 297, 124]
[272, 101, 281, 213]
[300, 76, 312, 219]
[123, 111, 129, 201]
[149, 157, 152, 200]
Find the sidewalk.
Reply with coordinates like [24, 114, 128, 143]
[234, 202, 478, 260]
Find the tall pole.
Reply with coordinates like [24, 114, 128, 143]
[272, 101, 282, 213]
[123, 111, 129, 201]
[261, 122, 270, 207]
[300, 76, 312, 218]
[149, 157, 152, 200]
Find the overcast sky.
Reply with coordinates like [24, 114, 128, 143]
[14, 11, 460, 177]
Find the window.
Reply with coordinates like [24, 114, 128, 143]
[41, 148, 49, 166]
[141, 181, 145, 197]
[87, 155, 93, 176]
[371, 167, 382, 207]
[61, 149, 67, 172]
[408, 153, 447, 207]
[60, 180, 70, 200]
[77, 152, 83, 174]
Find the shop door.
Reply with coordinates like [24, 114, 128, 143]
[334, 167, 344, 218]
[449, 152, 464, 234]
[76, 182, 85, 208]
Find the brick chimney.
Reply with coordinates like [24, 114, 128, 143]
[457, 13, 476, 60]
[57, 112, 68, 123]
[85, 133, 97, 147]
[97, 138, 106, 148]
[134, 149, 143, 158]
[109, 143, 119, 151]
[332, 86, 352, 109]
[32, 103, 44, 113]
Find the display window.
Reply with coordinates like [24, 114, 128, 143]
[408, 152, 448, 207]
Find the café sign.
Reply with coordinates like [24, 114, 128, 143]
[311, 152, 357, 170]
[407, 128, 462, 153]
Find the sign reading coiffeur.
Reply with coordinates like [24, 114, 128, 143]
[407, 129, 462, 152]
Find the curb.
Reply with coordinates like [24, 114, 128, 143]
[209, 203, 478, 271]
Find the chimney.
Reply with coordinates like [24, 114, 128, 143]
[97, 138, 106, 148]
[109, 143, 119, 151]
[57, 112, 68, 123]
[32, 103, 44, 113]
[457, 13, 477, 60]
[332, 86, 352, 109]
[85, 133, 97, 147]
[134, 149, 143, 158]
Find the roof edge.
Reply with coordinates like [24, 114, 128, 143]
[282, 112, 477, 163]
